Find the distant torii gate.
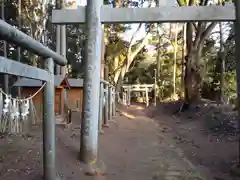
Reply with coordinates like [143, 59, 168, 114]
[52, 2, 240, 168]
[122, 84, 155, 107]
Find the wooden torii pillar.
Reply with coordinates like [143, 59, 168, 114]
[52, 2, 239, 169]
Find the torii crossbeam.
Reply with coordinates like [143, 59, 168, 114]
[51, 1, 240, 169]
[52, 4, 235, 24]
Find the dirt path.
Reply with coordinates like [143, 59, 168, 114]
[98, 110, 204, 180]
[69, 108, 205, 180]
[0, 109, 207, 180]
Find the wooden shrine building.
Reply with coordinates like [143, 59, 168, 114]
[13, 76, 84, 121]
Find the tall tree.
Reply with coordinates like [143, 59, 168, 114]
[177, 0, 228, 109]
[21, 0, 52, 66]
[108, 0, 154, 89]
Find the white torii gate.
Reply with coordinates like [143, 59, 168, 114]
[52, 2, 240, 167]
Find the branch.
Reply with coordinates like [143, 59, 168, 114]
[131, 33, 151, 59]
[155, 42, 170, 50]
[193, 22, 203, 48]
[127, 0, 153, 60]
[128, 24, 143, 48]
[110, 55, 127, 76]
[192, 23, 198, 31]
[198, 22, 217, 49]
[113, 0, 154, 81]
[209, 30, 220, 36]
[154, 34, 169, 49]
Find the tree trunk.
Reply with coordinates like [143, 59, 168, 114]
[156, 0, 161, 84]
[116, 67, 125, 93]
[173, 23, 178, 98]
[177, 0, 218, 113]
[213, 51, 225, 102]
[219, 22, 225, 103]
[112, 21, 151, 87]
[184, 48, 202, 105]
[182, 20, 216, 110]
[181, 23, 186, 98]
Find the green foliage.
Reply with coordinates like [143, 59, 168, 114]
[199, 22, 237, 104]
[66, 25, 85, 78]
[225, 72, 237, 104]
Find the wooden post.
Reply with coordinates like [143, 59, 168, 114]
[108, 86, 112, 121]
[103, 87, 109, 127]
[112, 88, 116, 117]
[29, 99, 35, 125]
[153, 69, 157, 106]
[145, 86, 149, 107]
[123, 91, 126, 105]
[24, 98, 32, 135]
[0, 89, 2, 122]
[127, 86, 131, 106]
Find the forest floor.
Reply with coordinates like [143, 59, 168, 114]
[144, 99, 239, 180]
[0, 100, 239, 180]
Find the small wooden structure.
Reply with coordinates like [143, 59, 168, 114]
[13, 75, 70, 121]
[13, 76, 85, 121]
[66, 78, 84, 112]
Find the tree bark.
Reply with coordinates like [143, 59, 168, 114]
[182, 20, 216, 110]
[181, 23, 186, 98]
[184, 50, 200, 106]
[219, 22, 225, 103]
[213, 51, 225, 102]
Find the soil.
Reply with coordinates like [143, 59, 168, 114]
[143, 100, 239, 180]
[0, 102, 239, 180]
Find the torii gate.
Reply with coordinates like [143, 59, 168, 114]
[52, 2, 239, 167]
